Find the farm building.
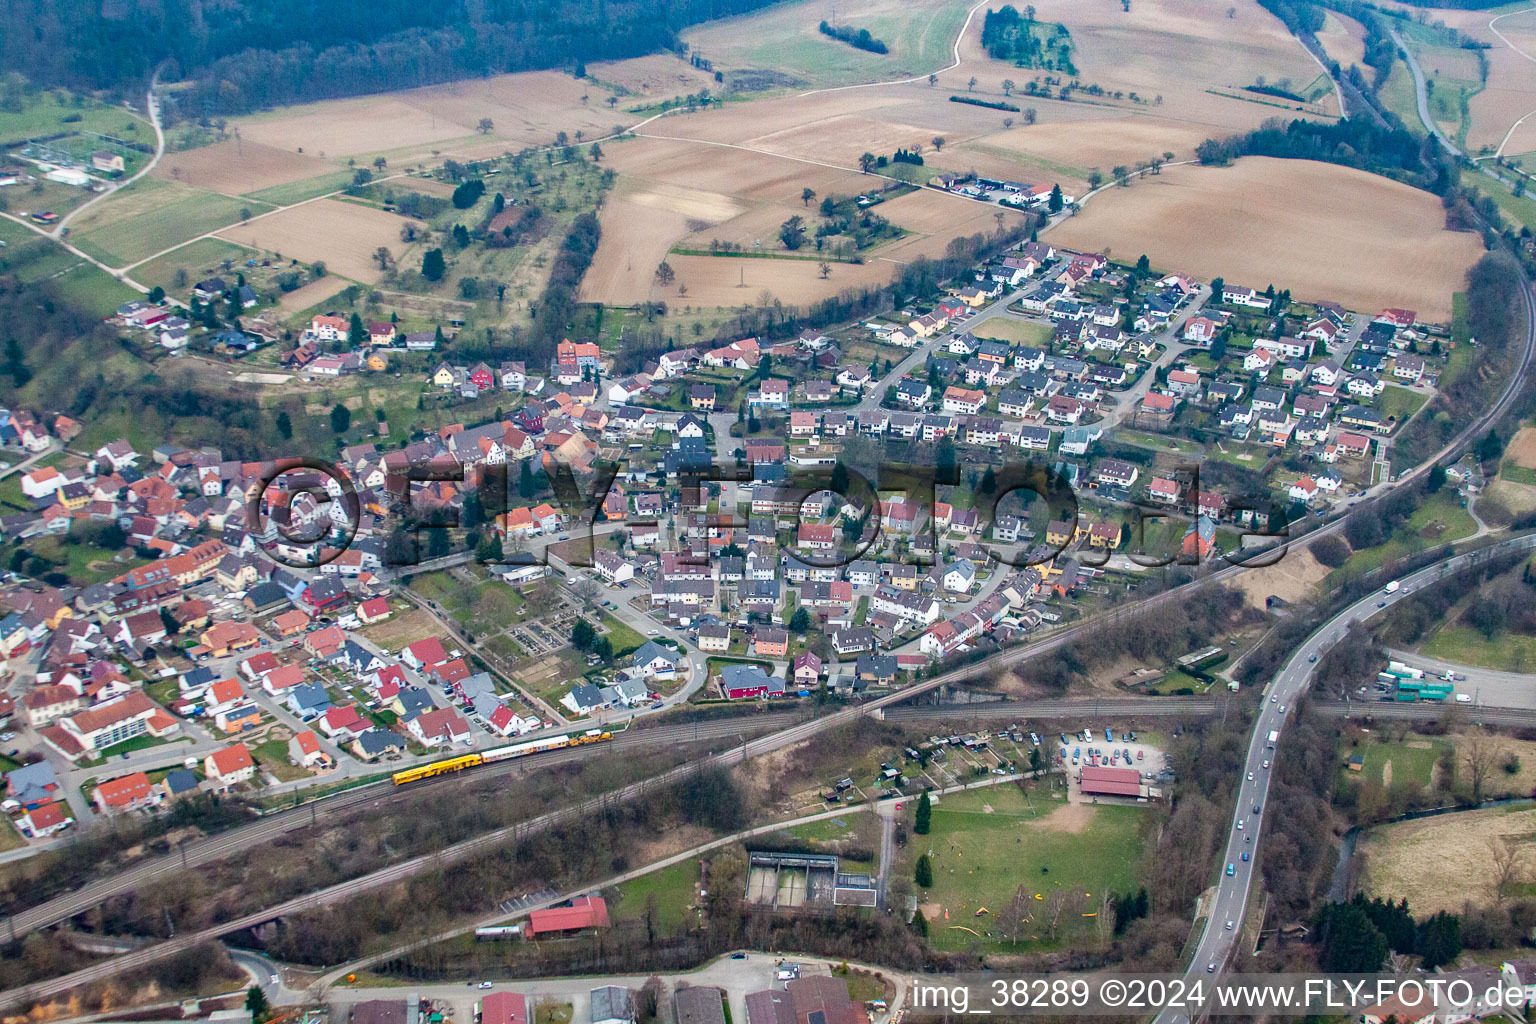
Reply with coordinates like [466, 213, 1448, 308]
[525, 895, 610, 937]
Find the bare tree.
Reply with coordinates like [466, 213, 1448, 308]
[1488, 836, 1527, 905]
[932, 135, 946, 151]
[928, 73, 938, 86]
[1024, 108, 1038, 125]
[1002, 79, 1016, 96]
[373, 246, 393, 271]
[1004, 884, 1032, 946]
[1003, 117, 1014, 129]
[1462, 730, 1500, 803]
[477, 117, 495, 134]
[818, 261, 831, 279]
[968, 76, 978, 91]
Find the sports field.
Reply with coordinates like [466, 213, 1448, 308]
[913, 786, 1146, 952]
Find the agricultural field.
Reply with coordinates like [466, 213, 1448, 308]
[969, 0, 1333, 121]
[67, 178, 270, 268]
[908, 785, 1146, 952]
[1362, 802, 1536, 915]
[1048, 157, 1482, 322]
[589, 132, 1024, 307]
[1314, 11, 1367, 70]
[231, 69, 625, 166]
[153, 140, 342, 196]
[216, 198, 406, 284]
[682, 0, 971, 88]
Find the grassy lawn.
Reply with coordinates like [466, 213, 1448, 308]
[0, 816, 23, 853]
[1353, 736, 1447, 789]
[68, 178, 273, 267]
[244, 171, 354, 206]
[133, 238, 255, 293]
[912, 786, 1146, 952]
[1378, 62, 1422, 133]
[0, 91, 151, 146]
[252, 737, 308, 783]
[1150, 668, 1209, 695]
[1378, 384, 1428, 425]
[94, 733, 172, 761]
[43, 263, 141, 319]
[600, 613, 646, 658]
[609, 858, 700, 933]
[1113, 428, 1202, 455]
[21, 534, 146, 586]
[0, 227, 87, 285]
[1331, 491, 1476, 581]
[1422, 624, 1536, 672]
[1502, 463, 1536, 486]
[1467, 177, 1536, 233]
[971, 317, 1053, 347]
[409, 568, 529, 637]
[533, 1004, 573, 1024]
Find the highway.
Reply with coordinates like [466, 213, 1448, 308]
[1151, 531, 1536, 1024]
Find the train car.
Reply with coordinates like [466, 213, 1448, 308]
[394, 730, 617, 785]
[482, 734, 577, 763]
[392, 752, 484, 786]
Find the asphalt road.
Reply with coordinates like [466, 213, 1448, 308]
[1153, 532, 1536, 1024]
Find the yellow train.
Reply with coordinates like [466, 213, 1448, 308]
[391, 728, 613, 786]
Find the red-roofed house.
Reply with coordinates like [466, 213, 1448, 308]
[19, 801, 72, 838]
[93, 771, 159, 813]
[204, 744, 256, 790]
[288, 729, 332, 771]
[526, 896, 610, 937]
[357, 597, 391, 624]
[407, 707, 472, 747]
[261, 663, 307, 695]
[319, 704, 369, 739]
[241, 651, 280, 680]
[402, 636, 450, 669]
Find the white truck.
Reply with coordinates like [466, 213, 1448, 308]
[1266, 730, 1280, 748]
[1383, 580, 1401, 595]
